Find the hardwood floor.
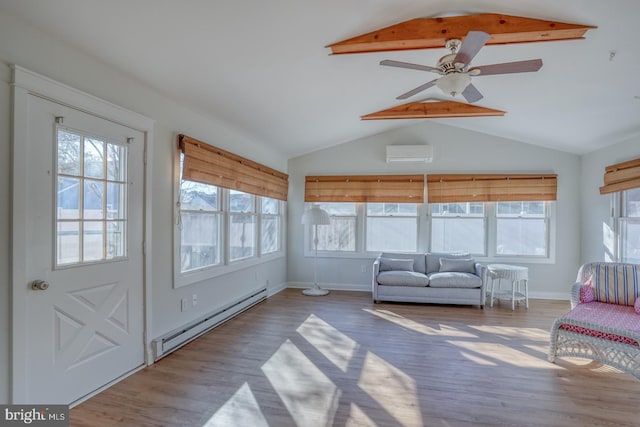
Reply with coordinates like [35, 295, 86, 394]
[71, 290, 640, 426]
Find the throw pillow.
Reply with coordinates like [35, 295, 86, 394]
[380, 258, 414, 272]
[635, 298, 640, 315]
[439, 258, 476, 274]
[579, 284, 595, 303]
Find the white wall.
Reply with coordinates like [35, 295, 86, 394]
[580, 134, 640, 263]
[287, 120, 582, 299]
[0, 12, 288, 403]
[0, 65, 11, 405]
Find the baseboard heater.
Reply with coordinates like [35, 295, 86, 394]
[152, 287, 267, 360]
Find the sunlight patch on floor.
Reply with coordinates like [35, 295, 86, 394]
[345, 403, 378, 427]
[262, 339, 341, 427]
[201, 382, 268, 427]
[459, 351, 498, 366]
[297, 313, 359, 372]
[523, 343, 551, 355]
[363, 309, 477, 338]
[468, 325, 550, 341]
[448, 340, 562, 369]
[358, 351, 423, 426]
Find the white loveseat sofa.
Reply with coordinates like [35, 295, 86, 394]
[372, 252, 487, 308]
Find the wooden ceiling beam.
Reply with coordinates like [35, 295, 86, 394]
[361, 101, 506, 120]
[327, 14, 596, 55]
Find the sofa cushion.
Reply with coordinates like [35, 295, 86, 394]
[379, 258, 414, 272]
[439, 258, 476, 274]
[426, 252, 470, 274]
[377, 271, 429, 287]
[381, 252, 426, 274]
[428, 272, 482, 288]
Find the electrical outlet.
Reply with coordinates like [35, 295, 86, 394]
[192, 294, 198, 307]
[181, 298, 188, 312]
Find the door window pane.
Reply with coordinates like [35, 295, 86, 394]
[106, 142, 127, 181]
[84, 138, 105, 179]
[57, 130, 81, 176]
[107, 221, 126, 259]
[55, 128, 128, 267]
[83, 221, 104, 261]
[57, 222, 79, 265]
[84, 180, 104, 219]
[57, 177, 80, 219]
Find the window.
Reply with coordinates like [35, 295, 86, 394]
[315, 203, 357, 252]
[261, 197, 280, 254]
[366, 203, 418, 252]
[179, 180, 221, 272]
[55, 128, 128, 267]
[430, 202, 486, 254]
[229, 190, 256, 262]
[620, 188, 640, 263]
[496, 202, 547, 256]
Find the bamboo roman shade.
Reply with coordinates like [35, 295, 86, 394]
[427, 174, 557, 203]
[599, 157, 640, 195]
[305, 175, 424, 203]
[179, 134, 289, 200]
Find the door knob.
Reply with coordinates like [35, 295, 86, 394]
[31, 280, 49, 291]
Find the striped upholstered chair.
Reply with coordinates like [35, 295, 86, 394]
[549, 262, 640, 379]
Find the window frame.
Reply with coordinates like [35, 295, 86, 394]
[428, 201, 556, 263]
[616, 189, 640, 263]
[173, 154, 286, 288]
[365, 203, 419, 253]
[429, 202, 487, 256]
[303, 202, 423, 258]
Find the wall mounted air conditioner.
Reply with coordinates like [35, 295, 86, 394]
[386, 145, 433, 163]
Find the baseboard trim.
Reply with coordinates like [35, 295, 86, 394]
[287, 281, 370, 292]
[286, 282, 570, 301]
[267, 281, 288, 297]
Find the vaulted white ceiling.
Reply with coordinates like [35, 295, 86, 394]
[1, 0, 639, 157]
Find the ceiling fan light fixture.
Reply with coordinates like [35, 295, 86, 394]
[436, 72, 471, 96]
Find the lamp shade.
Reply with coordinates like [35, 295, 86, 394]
[436, 72, 471, 96]
[301, 204, 330, 225]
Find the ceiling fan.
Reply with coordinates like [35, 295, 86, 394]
[380, 31, 543, 103]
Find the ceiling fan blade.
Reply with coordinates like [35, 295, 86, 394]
[380, 60, 441, 74]
[396, 79, 439, 100]
[453, 31, 491, 66]
[469, 59, 543, 76]
[461, 83, 483, 103]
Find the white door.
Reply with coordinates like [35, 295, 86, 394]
[19, 94, 145, 404]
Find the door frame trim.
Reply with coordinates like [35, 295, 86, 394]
[10, 65, 155, 403]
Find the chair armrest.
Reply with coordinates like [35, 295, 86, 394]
[372, 256, 381, 301]
[570, 282, 583, 309]
[475, 262, 487, 291]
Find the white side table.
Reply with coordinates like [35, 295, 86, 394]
[487, 264, 529, 310]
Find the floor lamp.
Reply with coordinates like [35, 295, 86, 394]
[301, 204, 331, 296]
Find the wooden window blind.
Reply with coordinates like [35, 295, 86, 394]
[178, 134, 289, 201]
[599, 157, 640, 195]
[305, 175, 424, 203]
[427, 174, 557, 203]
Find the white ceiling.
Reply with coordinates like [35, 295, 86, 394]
[2, 0, 639, 157]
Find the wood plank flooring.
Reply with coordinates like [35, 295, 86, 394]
[71, 290, 640, 426]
